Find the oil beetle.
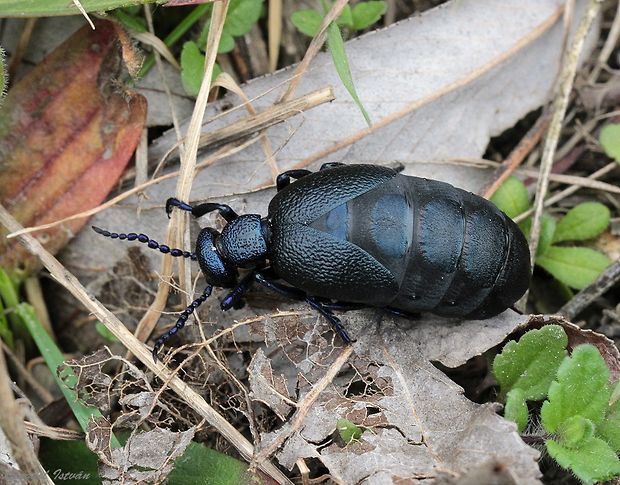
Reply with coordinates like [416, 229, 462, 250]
[93, 163, 530, 360]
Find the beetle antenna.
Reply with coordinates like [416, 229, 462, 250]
[92, 226, 197, 260]
[152, 285, 213, 361]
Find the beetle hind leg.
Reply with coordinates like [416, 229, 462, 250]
[254, 273, 353, 344]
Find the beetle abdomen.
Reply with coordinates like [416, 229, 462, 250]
[269, 165, 530, 318]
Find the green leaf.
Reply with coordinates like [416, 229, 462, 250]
[490, 176, 530, 219]
[326, 21, 372, 126]
[600, 123, 620, 163]
[519, 214, 556, 257]
[351, 1, 387, 31]
[181, 42, 222, 96]
[168, 441, 250, 484]
[15, 304, 120, 448]
[536, 247, 611, 289]
[336, 5, 354, 28]
[504, 388, 528, 432]
[181, 41, 205, 97]
[0, 0, 164, 17]
[218, 32, 236, 54]
[493, 325, 567, 401]
[224, 0, 263, 37]
[114, 9, 147, 33]
[337, 418, 363, 444]
[291, 9, 323, 37]
[546, 437, 620, 485]
[541, 345, 610, 434]
[599, 383, 620, 452]
[39, 439, 100, 485]
[95, 321, 119, 343]
[553, 202, 610, 243]
[558, 415, 595, 448]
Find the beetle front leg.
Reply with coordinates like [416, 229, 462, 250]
[220, 271, 256, 310]
[276, 169, 312, 191]
[254, 273, 352, 344]
[165, 198, 239, 222]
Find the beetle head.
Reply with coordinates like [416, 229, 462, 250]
[195, 227, 238, 287]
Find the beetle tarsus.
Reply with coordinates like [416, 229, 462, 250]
[151, 285, 213, 360]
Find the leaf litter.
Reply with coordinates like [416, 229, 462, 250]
[38, 0, 611, 483]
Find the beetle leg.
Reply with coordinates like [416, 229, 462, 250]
[152, 285, 213, 361]
[220, 271, 256, 310]
[165, 198, 238, 223]
[276, 170, 312, 191]
[254, 273, 353, 344]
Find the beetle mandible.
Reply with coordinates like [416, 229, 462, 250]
[93, 163, 531, 360]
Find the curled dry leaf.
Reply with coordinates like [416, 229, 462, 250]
[95, 426, 194, 484]
[254, 311, 540, 483]
[0, 19, 146, 275]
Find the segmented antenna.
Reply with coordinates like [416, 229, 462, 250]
[92, 226, 197, 260]
[152, 285, 213, 361]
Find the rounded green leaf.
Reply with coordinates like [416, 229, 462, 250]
[180, 41, 205, 97]
[336, 5, 354, 28]
[490, 176, 530, 219]
[492, 325, 567, 401]
[546, 437, 620, 484]
[337, 418, 363, 444]
[291, 9, 323, 37]
[519, 214, 556, 256]
[558, 415, 595, 448]
[553, 202, 610, 243]
[599, 384, 620, 452]
[600, 123, 620, 163]
[541, 345, 610, 434]
[224, 0, 264, 37]
[536, 246, 610, 289]
[351, 1, 387, 31]
[504, 388, 528, 432]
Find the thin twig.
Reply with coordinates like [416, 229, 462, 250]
[0, 335, 51, 483]
[558, 260, 620, 320]
[481, 112, 551, 199]
[527, 0, 603, 270]
[254, 345, 354, 464]
[0, 205, 292, 485]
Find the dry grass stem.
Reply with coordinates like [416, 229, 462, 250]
[481, 112, 551, 199]
[268, 0, 283, 72]
[278, 0, 350, 102]
[0, 335, 51, 483]
[23, 422, 83, 441]
[0, 205, 292, 485]
[254, 345, 354, 464]
[132, 31, 180, 69]
[213, 72, 280, 177]
[527, 0, 603, 270]
[514, 161, 617, 223]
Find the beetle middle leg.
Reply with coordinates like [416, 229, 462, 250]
[254, 273, 352, 344]
[166, 198, 239, 222]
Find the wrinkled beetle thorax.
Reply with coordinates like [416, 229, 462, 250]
[216, 214, 269, 267]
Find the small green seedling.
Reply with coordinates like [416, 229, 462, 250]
[181, 0, 263, 96]
[337, 418, 364, 444]
[600, 123, 620, 163]
[491, 177, 611, 290]
[493, 325, 620, 483]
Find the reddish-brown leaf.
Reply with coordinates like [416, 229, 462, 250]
[0, 20, 146, 275]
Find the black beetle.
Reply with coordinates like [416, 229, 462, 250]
[93, 163, 530, 360]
